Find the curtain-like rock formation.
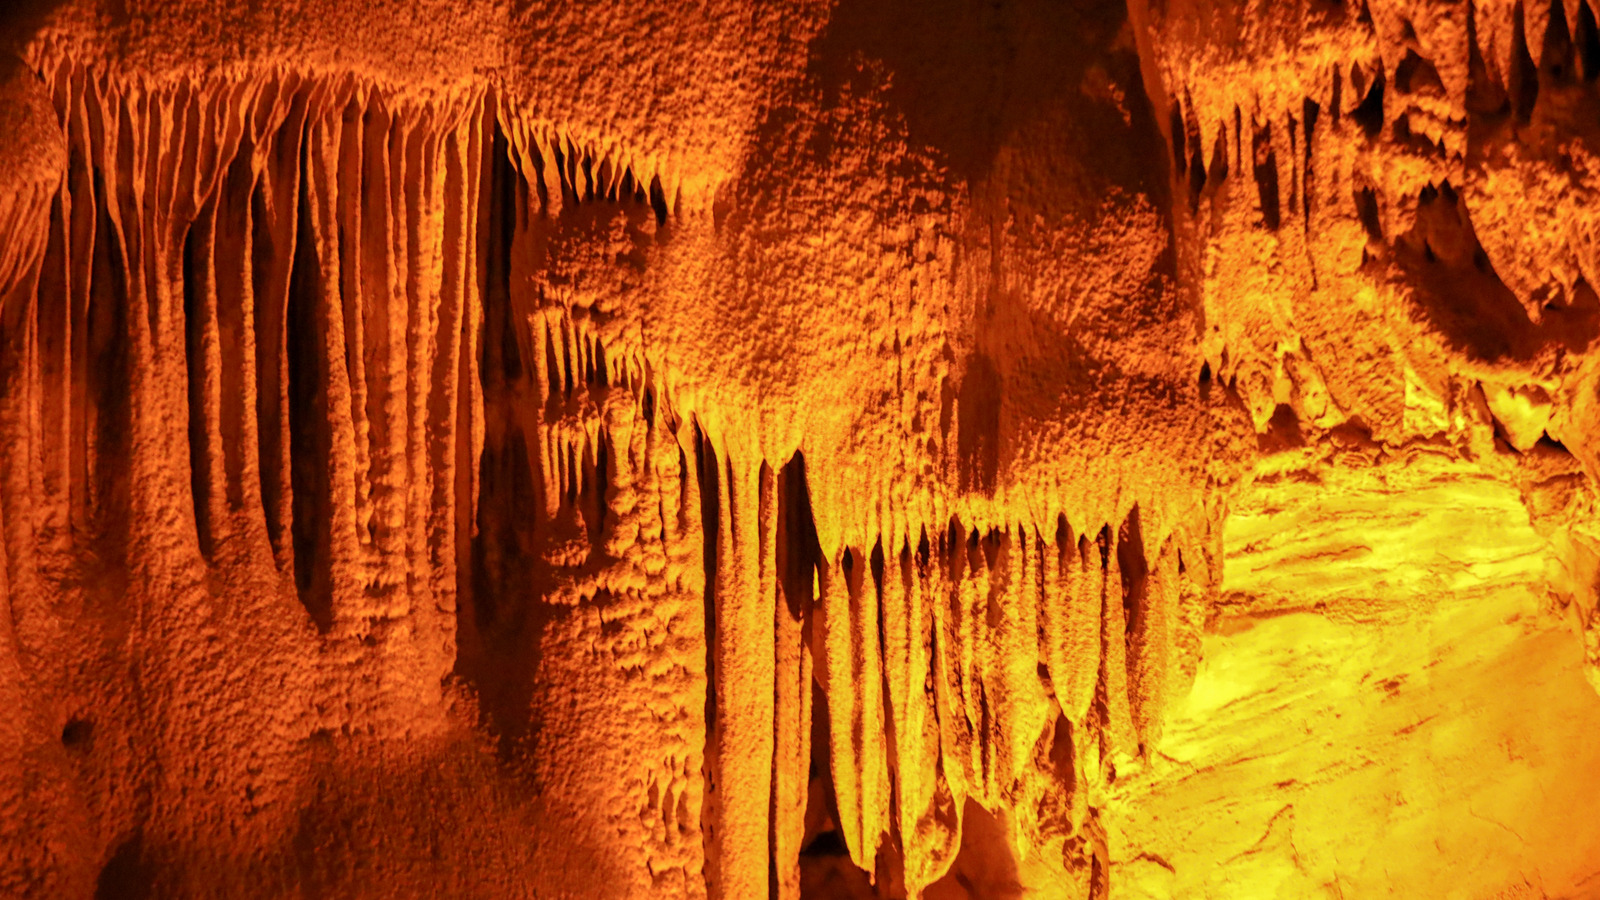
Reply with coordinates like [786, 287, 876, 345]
[3, 0, 1600, 898]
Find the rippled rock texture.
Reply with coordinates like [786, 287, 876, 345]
[1, 1, 1599, 898]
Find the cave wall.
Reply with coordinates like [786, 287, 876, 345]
[1, 0, 1599, 898]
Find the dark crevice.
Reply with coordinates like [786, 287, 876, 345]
[874, 537, 906, 900]
[1207, 125, 1229, 186]
[983, 530, 1006, 630]
[458, 120, 558, 753]
[1577, 0, 1600, 79]
[61, 717, 93, 749]
[1258, 403, 1305, 453]
[1251, 121, 1281, 231]
[86, 165, 131, 534]
[923, 800, 1024, 898]
[1511, 2, 1541, 120]
[1116, 509, 1148, 651]
[1543, 0, 1575, 83]
[1397, 180, 1560, 362]
[618, 165, 636, 203]
[695, 422, 722, 899]
[593, 340, 610, 389]
[95, 834, 153, 900]
[1286, 112, 1299, 217]
[1330, 63, 1344, 126]
[1046, 710, 1075, 800]
[1169, 105, 1187, 171]
[1239, 105, 1251, 171]
[870, 539, 888, 661]
[1351, 68, 1386, 138]
[216, 147, 256, 515]
[1089, 846, 1107, 900]
[798, 680, 876, 897]
[1187, 140, 1207, 207]
[777, 450, 821, 622]
[595, 156, 613, 203]
[471, 427, 537, 633]
[1535, 433, 1570, 454]
[542, 318, 562, 403]
[592, 429, 609, 547]
[286, 149, 333, 632]
[253, 94, 311, 564]
[1395, 49, 1445, 96]
[182, 218, 212, 558]
[1054, 514, 1071, 589]
[648, 175, 669, 226]
[490, 127, 523, 383]
[1302, 98, 1320, 234]
[1183, 100, 1206, 191]
[1355, 185, 1384, 244]
[524, 128, 551, 213]
[252, 170, 288, 559]
[552, 140, 575, 210]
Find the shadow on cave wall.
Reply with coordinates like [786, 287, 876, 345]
[736, 0, 1182, 503]
[0, 0, 66, 58]
[804, 0, 1161, 196]
[1390, 179, 1600, 364]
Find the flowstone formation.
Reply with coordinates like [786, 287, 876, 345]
[1, 1, 1598, 898]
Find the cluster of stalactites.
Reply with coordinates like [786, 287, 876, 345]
[0, 63, 515, 734]
[0, 60, 1217, 899]
[495, 320, 1210, 898]
[1153, 0, 1600, 454]
[790, 506, 1195, 897]
[1162, 0, 1600, 312]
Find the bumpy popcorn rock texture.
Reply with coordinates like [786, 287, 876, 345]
[2, 0, 1600, 897]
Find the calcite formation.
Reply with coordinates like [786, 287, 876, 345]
[1, 0, 1598, 898]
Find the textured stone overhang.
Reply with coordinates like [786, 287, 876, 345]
[2, 0, 1600, 897]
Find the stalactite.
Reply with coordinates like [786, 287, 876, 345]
[0, 56, 1220, 899]
[1098, 526, 1138, 761]
[700, 446, 776, 900]
[771, 455, 816, 900]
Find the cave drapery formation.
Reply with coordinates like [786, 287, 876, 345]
[4, 0, 1600, 897]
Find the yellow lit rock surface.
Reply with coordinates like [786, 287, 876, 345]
[1113, 454, 1600, 898]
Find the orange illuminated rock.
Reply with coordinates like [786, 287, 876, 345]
[0, 0, 1598, 897]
